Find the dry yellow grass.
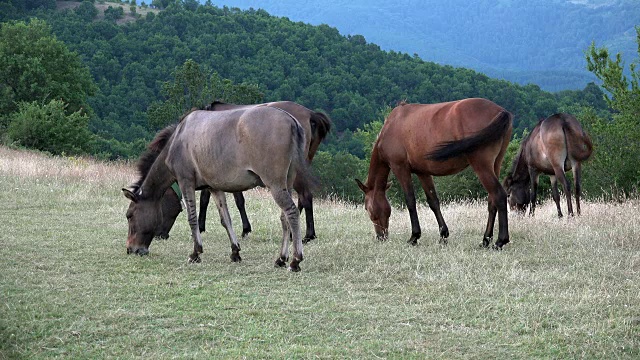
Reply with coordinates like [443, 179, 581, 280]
[1, 145, 639, 358]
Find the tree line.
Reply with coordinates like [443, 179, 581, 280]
[1, 0, 638, 202]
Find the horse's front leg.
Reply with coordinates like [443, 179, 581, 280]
[528, 169, 540, 216]
[179, 183, 204, 263]
[417, 174, 449, 243]
[212, 191, 241, 262]
[271, 188, 303, 272]
[393, 167, 421, 245]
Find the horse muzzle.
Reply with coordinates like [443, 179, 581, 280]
[126, 246, 149, 256]
[376, 229, 389, 241]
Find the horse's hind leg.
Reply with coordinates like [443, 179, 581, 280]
[233, 192, 252, 238]
[271, 188, 303, 272]
[294, 177, 316, 243]
[211, 191, 241, 262]
[550, 176, 563, 217]
[471, 164, 509, 249]
[553, 165, 574, 216]
[572, 162, 583, 215]
[417, 174, 449, 242]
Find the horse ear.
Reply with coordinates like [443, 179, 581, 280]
[355, 179, 368, 192]
[122, 188, 138, 202]
[385, 182, 392, 190]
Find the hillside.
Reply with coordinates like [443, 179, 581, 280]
[207, 0, 640, 91]
[56, 1, 160, 24]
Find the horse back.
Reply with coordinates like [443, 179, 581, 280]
[378, 98, 509, 173]
[167, 108, 304, 192]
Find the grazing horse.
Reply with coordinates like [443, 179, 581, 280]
[503, 113, 593, 217]
[123, 107, 313, 271]
[356, 98, 513, 249]
[157, 101, 331, 243]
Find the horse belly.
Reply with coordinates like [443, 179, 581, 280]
[197, 167, 262, 192]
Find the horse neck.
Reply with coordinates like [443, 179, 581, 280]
[366, 145, 391, 191]
[140, 148, 175, 200]
[510, 149, 530, 184]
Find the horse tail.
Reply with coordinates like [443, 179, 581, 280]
[427, 110, 513, 161]
[288, 115, 320, 192]
[562, 116, 593, 161]
[310, 111, 332, 143]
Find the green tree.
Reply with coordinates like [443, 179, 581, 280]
[147, 59, 262, 130]
[585, 26, 640, 196]
[0, 19, 96, 130]
[7, 100, 93, 155]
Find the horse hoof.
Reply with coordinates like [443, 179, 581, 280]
[493, 239, 510, 250]
[230, 253, 242, 262]
[439, 227, 449, 238]
[481, 237, 492, 248]
[407, 236, 419, 246]
[188, 255, 201, 263]
[439, 237, 448, 245]
[274, 258, 287, 268]
[287, 265, 301, 272]
[241, 231, 251, 239]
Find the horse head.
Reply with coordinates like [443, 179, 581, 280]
[503, 175, 530, 214]
[356, 179, 392, 241]
[123, 187, 163, 256]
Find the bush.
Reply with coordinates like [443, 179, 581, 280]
[7, 100, 92, 155]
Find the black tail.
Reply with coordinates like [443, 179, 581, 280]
[290, 115, 320, 192]
[426, 110, 513, 161]
[310, 111, 332, 142]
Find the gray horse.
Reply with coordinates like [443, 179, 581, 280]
[123, 106, 313, 272]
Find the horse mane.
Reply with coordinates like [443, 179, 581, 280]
[132, 124, 177, 190]
[508, 120, 543, 184]
[397, 99, 409, 106]
[203, 100, 226, 110]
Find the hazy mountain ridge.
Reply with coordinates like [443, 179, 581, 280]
[206, 0, 639, 91]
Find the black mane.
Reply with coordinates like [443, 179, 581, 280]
[132, 124, 177, 190]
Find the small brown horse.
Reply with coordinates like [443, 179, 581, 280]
[503, 113, 593, 217]
[356, 98, 513, 249]
[123, 106, 313, 271]
[155, 101, 331, 242]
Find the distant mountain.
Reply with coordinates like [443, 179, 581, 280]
[206, 0, 639, 91]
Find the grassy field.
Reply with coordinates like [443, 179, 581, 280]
[1, 146, 638, 359]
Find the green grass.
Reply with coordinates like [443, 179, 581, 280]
[1, 146, 639, 359]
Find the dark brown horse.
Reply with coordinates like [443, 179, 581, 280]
[503, 113, 593, 217]
[123, 106, 313, 271]
[356, 98, 513, 249]
[156, 101, 331, 242]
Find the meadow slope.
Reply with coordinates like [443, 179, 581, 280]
[0, 146, 638, 358]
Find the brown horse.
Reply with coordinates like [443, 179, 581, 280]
[123, 106, 313, 271]
[356, 98, 513, 249]
[503, 113, 593, 217]
[156, 101, 331, 242]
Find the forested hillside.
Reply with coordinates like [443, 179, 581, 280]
[5, 1, 606, 141]
[206, 0, 640, 91]
[1, 0, 638, 201]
